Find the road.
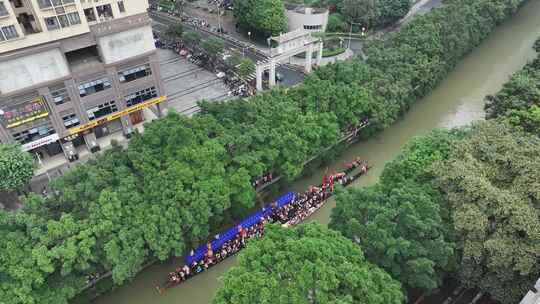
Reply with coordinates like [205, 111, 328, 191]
[149, 11, 305, 87]
[398, 0, 444, 27]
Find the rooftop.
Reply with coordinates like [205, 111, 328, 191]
[271, 28, 312, 44]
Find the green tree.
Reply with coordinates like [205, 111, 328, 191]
[236, 58, 255, 79]
[182, 30, 201, 48]
[434, 121, 540, 304]
[331, 184, 454, 291]
[165, 23, 183, 41]
[377, 0, 411, 27]
[234, 0, 288, 36]
[213, 223, 405, 304]
[201, 37, 225, 58]
[0, 144, 34, 192]
[342, 0, 376, 27]
[174, 0, 184, 14]
[330, 129, 465, 292]
[326, 13, 347, 32]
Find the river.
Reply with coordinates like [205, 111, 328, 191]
[92, 1, 540, 303]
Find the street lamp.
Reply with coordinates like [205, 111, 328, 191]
[217, 0, 222, 35]
[347, 22, 363, 49]
[35, 152, 51, 182]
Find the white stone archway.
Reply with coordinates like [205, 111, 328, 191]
[256, 29, 323, 91]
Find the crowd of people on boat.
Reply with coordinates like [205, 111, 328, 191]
[344, 158, 369, 174]
[163, 222, 266, 289]
[159, 159, 369, 292]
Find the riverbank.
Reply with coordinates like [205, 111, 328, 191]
[88, 1, 540, 303]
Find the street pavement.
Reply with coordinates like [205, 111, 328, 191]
[157, 48, 230, 114]
[150, 11, 305, 88]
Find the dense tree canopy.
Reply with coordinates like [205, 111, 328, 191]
[165, 23, 183, 41]
[342, 0, 375, 26]
[0, 0, 529, 303]
[0, 144, 34, 192]
[326, 13, 348, 32]
[201, 37, 225, 58]
[291, 0, 411, 29]
[213, 223, 405, 304]
[182, 30, 201, 48]
[234, 0, 288, 36]
[330, 130, 464, 292]
[236, 58, 255, 79]
[433, 121, 540, 304]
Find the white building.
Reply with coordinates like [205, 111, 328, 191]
[285, 4, 328, 33]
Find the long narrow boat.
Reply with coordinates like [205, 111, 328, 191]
[156, 159, 371, 293]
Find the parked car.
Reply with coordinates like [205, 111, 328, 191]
[216, 71, 226, 78]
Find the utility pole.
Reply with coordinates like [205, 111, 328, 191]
[217, 0, 222, 35]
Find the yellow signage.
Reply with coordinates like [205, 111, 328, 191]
[68, 96, 167, 135]
[2, 96, 49, 129]
[6, 112, 49, 128]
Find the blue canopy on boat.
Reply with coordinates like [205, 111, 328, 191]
[185, 192, 296, 265]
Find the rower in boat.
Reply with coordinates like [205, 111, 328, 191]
[205, 242, 214, 266]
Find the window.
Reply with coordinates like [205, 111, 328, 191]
[118, 64, 152, 83]
[125, 87, 157, 108]
[44, 12, 80, 30]
[11, 122, 55, 145]
[0, 2, 9, 17]
[84, 8, 96, 22]
[62, 113, 80, 128]
[58, 14, 69, 27]
[86, 101, 118, 120]
[117, 1, 125, 13]
[45, 17, 59, 30]
[2, 25, 18, 40]
[55, 6, 65, 14]
[37, 0, 52, 9]
[67, 12, 80, 25]
[38, 0, 74, 8]
[78, 77, 112, 97]
[50, 86, 71, 105]
[96, 4, 113, 20]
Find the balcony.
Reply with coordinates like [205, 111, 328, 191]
[17, 12, 42, 35]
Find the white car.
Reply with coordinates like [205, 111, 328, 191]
[216, 71, 226, 78]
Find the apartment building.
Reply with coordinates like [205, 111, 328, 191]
[0, 0, 166, 162]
